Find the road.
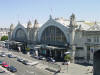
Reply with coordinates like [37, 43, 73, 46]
[1, 48, 60, 71]
[0, 47, 93, 75]
[0, 48, 53, 75]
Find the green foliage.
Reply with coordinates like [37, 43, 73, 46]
[25, 47, 30, 51]
[1, 36, 8, 41]
[64, 54, 71, 62]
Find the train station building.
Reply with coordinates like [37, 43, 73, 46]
[8, 14, 100, 64]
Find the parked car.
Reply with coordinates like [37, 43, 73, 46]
[17, 58, 24, 62]
[46, 57, 55, 62]
[8, 54, 16, 58]
[0, 69, 5, 73]
[2, 62, 9, 68]
[7, 66, 17, 72]
[22, 60, 29, 65]
[0, 53, 6, 57]
[38, 56, 46, 60]
[34, 56, 40, 59]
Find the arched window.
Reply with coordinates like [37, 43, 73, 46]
[15, 28, 27, 42]
[41, 26, 67, 45]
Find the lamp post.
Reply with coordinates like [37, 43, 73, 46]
[64, 51, 71, 72]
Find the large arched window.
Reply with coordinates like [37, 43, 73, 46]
[41, 26, 67, 45]
[15, 28, 27, 42]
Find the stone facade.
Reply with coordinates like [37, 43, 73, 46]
[9, 14, 100, 64]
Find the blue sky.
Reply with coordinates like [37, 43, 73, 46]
[0, 0, 100, 28]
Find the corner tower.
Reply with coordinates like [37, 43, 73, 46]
[8, 24, 14, 40]
[27, 20, 32, 42]
[69, 13, 77, 63]
[33, 19, 39, 42]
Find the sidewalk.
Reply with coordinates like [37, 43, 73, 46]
[57, 63, 93, 75]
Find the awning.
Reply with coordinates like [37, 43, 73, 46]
[64, 52, 70, 54]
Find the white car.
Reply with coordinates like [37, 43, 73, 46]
[0, 54, 6, 57]
[26, 61, 39, 66]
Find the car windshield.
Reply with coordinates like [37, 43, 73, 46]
[24, 61, 28, 62]
[10, 66, 16, 69]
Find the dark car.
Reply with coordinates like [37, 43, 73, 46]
[22, 60, 28, 65]
[8, 54, 16, 58]
[34, 56, 40, 59]
[46, 57, 55, 62]
[7, 66, 17, 73]
[17, 58, 24, 62]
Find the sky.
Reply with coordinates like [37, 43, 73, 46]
[0, 0, 100, 28]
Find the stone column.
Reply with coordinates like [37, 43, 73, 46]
[50, 49, 52, 57]
[55, 50, 57, 57]
[70, 29, 76, 63]
[90, 46, 94, 64]
[61, 51, 63, 58]
[84, 45, 87, 63]
[71, 45, 76, 63]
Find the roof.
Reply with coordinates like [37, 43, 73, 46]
[13, 17, 100, 31]
[88, 23, 100, 31]
[55, 17, 70, 26]
[54, 17, 100, 30]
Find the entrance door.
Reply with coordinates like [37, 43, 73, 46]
[46, 50, 50, 57]
[56, 50, 61, 61]
[87, 46, 90, 63]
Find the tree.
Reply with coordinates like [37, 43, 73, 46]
[64, 54, 71, 62]
[1, 36, 8, 41]
[25, 47, 30, 51]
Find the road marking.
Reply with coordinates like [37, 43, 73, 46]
[26, 70, 34, 73]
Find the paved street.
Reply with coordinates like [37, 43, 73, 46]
[1, 48, 60, 72]
[0, 47, 93, 75]
[0, 55, 53, 75]
[0, 48, 53, 75]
